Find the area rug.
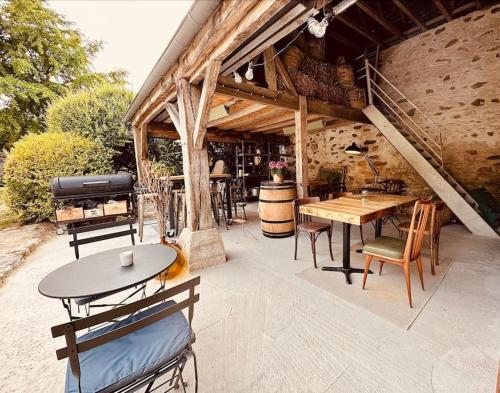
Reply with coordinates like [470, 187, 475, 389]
[296, 250, 452, 329]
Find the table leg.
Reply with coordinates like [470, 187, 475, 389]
[375, 218, 382, 238]
[225, 179, 233, 224]
[169, 192, 176, 231]
[321, 222, 372, 285]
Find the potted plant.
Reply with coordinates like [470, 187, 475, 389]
[269, 160, 288, 184]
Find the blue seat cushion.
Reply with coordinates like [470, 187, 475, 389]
[65, 300, 192, 393]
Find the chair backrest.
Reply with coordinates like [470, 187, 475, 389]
[430, 200, 445, 241]
[51, 276, 200, 391]
[330, 191, 355, 199]
[211, 160, 225, 175]
[293, 197, 320, 228]
[382, 179, 406, 195]
[403, 200, 432, 260]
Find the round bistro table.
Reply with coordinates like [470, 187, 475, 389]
[39, 244, 178, 317]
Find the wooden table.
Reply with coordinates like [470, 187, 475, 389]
[165, 174, 233, 233]
[38, 244, 178, 318]
[300, 194, 418, 284]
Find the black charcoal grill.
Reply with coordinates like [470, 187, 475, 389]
[51, 174, 136, 259]
[51, 174, 134, 199]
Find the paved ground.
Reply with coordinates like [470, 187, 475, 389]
[0, 203, 498, 392]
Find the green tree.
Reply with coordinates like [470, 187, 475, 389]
[0, 0, 126, 149]
[46, 83, 134, 173]
[3, 131, 112, 222]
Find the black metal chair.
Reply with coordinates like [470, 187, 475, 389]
[293, 197, 334, 269]
[51, 277, 200, 393]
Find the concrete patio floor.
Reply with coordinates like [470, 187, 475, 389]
[0, 202, 498, 392]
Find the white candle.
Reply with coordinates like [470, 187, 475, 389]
[120, 251, 134, 267]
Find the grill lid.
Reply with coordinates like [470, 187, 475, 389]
[51, 174, 134, 198]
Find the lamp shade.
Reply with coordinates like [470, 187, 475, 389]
[345, 142, 362, 155]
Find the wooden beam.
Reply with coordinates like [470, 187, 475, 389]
[148, 120, 289, 143]
[275, 52, 297, 95]
[216, 76, 368, 123]
[433, 0, 452, 21]
[140, 123, 148, 161]
[177, 78, 212, 231]
[193, 59, 222, 149]
[355, 0, 402, 37]
[165, 102, 180, 134]
[132, 126, 143, 180]
[295, 96, 308, 198]
[207, 103, 267, 128]
[249, 114, 324, 133]
[263, 46, 278, 91]
[326, 30, 360, 50]
[221, 3, 310, 75]
[132, 0, 288, 127]
[335, 15, 381, 44]
[392, 0, 427, 31]
[215, 107, 283, 130]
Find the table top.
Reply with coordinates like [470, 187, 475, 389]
[300, 194, 419, 225]
[38, 244, 178, 299]
[169, 174, 231, 181]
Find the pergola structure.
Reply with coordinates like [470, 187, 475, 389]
[125, 0, 492, 269]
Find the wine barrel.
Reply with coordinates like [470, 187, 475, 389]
[259, 181, 297, 238]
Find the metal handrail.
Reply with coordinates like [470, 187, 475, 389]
[370, 88, 443, 162]
[364, 59, 444, 166]
[369, 80, 442, 158]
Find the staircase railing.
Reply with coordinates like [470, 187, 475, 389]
[364, 59, 444, 167]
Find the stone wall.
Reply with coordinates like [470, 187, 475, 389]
[302, 4, 500, 199]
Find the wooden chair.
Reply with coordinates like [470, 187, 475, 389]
[51, 277, 200, 393]
[330, 192, 365, 245]
[293, 197, 333, 269]
[398, 200, 445, 275]
[362, 200, 431, 308]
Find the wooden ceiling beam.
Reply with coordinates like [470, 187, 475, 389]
[250, 114, 324, 133]
[326, 29, 360, 50]
[355, 0, 402, 37]
[433, 0, 452, 21]
[220, 3, 312, 76]
[207, 103, 267, 128]
[148, 121, 289, 143]
[335, 15, 381, 44]
[216, 75, 368, 123]
[231, 110, 293, 132]
[263, 46, 278, 91]
[392, 0, 427, 32]
[216, 107, 287, 130]
[274, 51, 297, 95]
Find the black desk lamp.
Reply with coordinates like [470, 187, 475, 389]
[344, 142, 379, 186]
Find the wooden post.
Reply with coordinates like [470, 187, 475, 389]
[176, 78, 212, 231]
[295, 95, 308, 198]
[263, 47, 277, 91]
[132, 126, 142, 180]
[176, 77, 226, 270]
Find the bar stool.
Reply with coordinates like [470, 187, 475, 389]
[173, 188, 186, 235]
[210, 181, 228, 230]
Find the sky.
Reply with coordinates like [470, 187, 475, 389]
[48, 0, 195, 92]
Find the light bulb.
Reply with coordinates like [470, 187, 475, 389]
[314, 17, 329, 38]
[307, 17, 320, 35]
[233, 71, 242, 84]
[245, 62, 254, 80]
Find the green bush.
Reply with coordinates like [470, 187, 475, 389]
[3, 131, 112, 223]
[46, 83, 134, 172]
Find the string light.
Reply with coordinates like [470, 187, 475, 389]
[232, 0, 358, 83]
[233, 71, 242, 84]
[244, 62, 254, 81]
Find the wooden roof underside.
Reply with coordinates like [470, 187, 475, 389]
[149, 75, 367, 143]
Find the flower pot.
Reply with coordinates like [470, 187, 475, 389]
[273, 174, 284, 184]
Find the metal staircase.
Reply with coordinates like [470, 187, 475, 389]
[361, 59, 498, 238]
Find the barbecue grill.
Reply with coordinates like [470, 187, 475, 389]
[51, 174, 136, 259]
